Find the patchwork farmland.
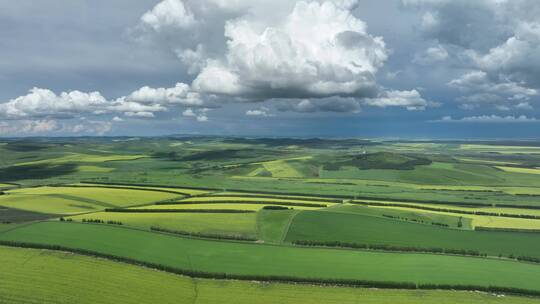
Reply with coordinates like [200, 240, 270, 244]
[2, 137, 540, 303]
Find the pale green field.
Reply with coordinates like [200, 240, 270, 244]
[499, 187, 540, 195]
[460, 145, 540, 154]
[213, 192, 332, 201]
[457, 158, 519, 165]
[67, 212, 258, 237]
[137, 203, 318, 211]
[0, 194, 99, 214]
[0, 186, 181, 214]
[262, 160, 304, 178]
[181, 196, 335, 206]
[2, 246, 536, 304]
[496, 166, 540, 175]
[15, 153, 146, 166]
[8, 186, 179, 206]
[75, 183, 211, 195]
[77, 165, 115, 173]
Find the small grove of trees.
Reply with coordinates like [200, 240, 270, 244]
[1, 240, 540, 297]
[66, 218, 123, 225]
[150, 226, 256, 242]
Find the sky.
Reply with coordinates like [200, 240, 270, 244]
[1, 0, 539, 139]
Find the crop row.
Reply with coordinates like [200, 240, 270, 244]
[155, 200, 328, 208]
[199, 193, 342, 203]
[1, 240, 539, 297]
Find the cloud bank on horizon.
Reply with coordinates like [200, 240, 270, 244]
[0, 0, 539, 136]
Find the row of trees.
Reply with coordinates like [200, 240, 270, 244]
[381, 214, 450, 227]
[1, 240, 539, 297]
[67, 218, 124, 225]
[262, 206, 291, 210]
[105, 208, 255, 214]
[292, 240, 486, 257]
[150, 226, 256, 242]
[475, 227, 540, 233]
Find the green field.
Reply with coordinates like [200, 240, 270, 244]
[2, 221, 540, 291]
[284, 209, 540, 258]
[4, 246, 538, 304]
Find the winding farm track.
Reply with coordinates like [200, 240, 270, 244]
[280, 211, 301, 243]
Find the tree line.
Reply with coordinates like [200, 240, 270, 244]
[1, 240, 539, 297]
[475, 227, 540, 233]
[73, 218, 123, 225]
[292, 240, 487, 257]
[382, 214, 450, 228]
[150, 226, 257, 242]
[262, 206, 292, 210]
[105, 208, 255, 214]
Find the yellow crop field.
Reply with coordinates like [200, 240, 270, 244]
[495, 166, 540, 175]
[67, 212, 257, 237]
[180, 196, 334, 206]
[0, 186, 180, 214]
[77, 165, 115, 173]
[138, 203, 319, 211]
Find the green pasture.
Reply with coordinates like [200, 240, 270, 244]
[2, 246, 537, 304]
[324, 204, 472, 229]
[257, 209, 300, 243]
[284, 209, 540, 258]
[2, 222, 540, 291]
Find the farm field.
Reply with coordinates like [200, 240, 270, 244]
[2, 137, 540, 303]
[3, 246, 537, 304]
[68, 212, 258, 238]
[3, 221, 540, 291]
[284, 209, 540, 258]
[0, 186, 181, 214]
